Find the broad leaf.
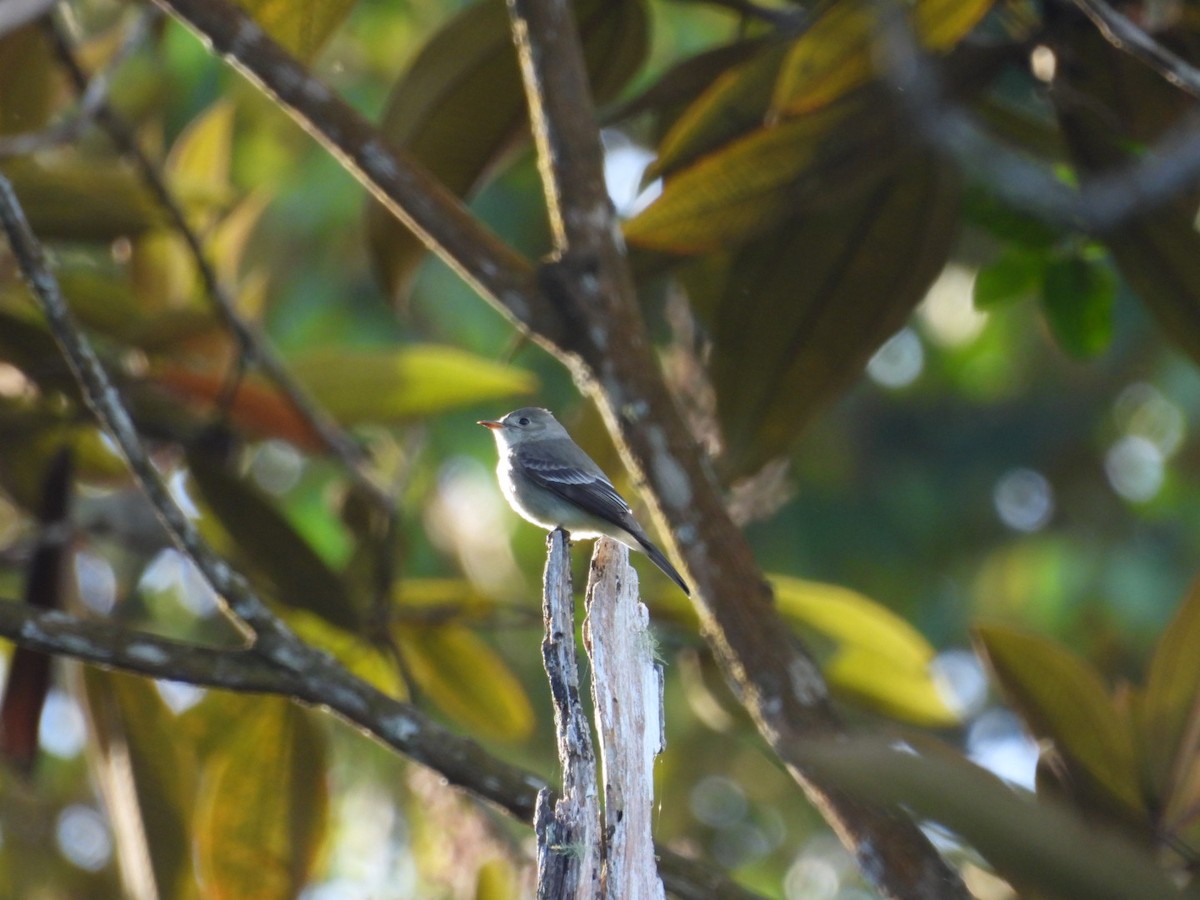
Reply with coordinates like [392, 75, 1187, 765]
[287, 344, 538, 423]
[800, 737, 1181, 900]
[975, 625, 1146, 822]
[774, 575, 957, 725]
[367, 0, 648, 302]
[195, 697, 329, 899]
[232, 0, 357, 62]
[973, 247, 1044, 309]
[705, 157, 959, 475]
[4, 159, 164, 239]
[395, 624, 534, 742]
[1139, 578, 1200, 830]
[187, 452, 360, 632]
[81, 670, 199, 900]
[1040, 256, 1115, 359]
[771, 0, 994, 117]
[650, 41, 789, 178]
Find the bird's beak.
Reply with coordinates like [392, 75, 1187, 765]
[478, 420, 503, 430]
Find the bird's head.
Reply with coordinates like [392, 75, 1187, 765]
[478, 407, 568, 446]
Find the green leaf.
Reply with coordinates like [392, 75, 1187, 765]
[799, 736, 1182, 900]
[81, 670, 199, 900]
[706, 157, 959, 475]
[624, 108, 847, 253]
[650, 41, 789, 178]
[3, 159, 164, 240]
[827, 648, 958, 726]
[773, 576, 934, 671]
[1040, 256, 1115, 359]
[366, 0, 648, 302]
[975, 625, 1146, 822]
[166, 100, 238, 228]
[231, 0, 356, 62]
[395, 624, 534, 742]
[187, 452, 361, 633]
[774, 575, 957, 725]
[288, 345, 537, 423]
[1139, 578, 1200, 830]
[195, 697, 329, 900]
[771, 0, 994, 117]
[973, 249, 1045, 309]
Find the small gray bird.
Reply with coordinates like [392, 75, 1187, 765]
[479, 407, 690, 595]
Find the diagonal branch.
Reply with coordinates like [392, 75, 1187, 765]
[1065, 0, 1200, 99]
[504, 1, 967, 897]
[139, 0, 967, 893]
[0, 162, 764, 900]
[0, 600, 763, 900]
[40, 12, 393, 514]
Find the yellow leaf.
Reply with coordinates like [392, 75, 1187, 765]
[396, 625, 534, 742]
[772, 575, 935, 671]
[772, 0, 994, 117]
[827, 647, 958, 726]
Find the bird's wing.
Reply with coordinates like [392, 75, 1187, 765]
[519, 451, 637, 527]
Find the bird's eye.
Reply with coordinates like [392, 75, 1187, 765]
[518, 416, 530, 426]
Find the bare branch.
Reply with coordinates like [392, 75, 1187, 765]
[0, 597, 763, 899]
[1065, 0, 1200, 99]
[504, 1, 968, 897]
[536, 529, 601, 898]
[147, 0, 560, 343]
[874, 1, 1200, 232]
[39, 14, 394, 515]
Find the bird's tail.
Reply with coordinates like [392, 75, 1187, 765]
[637, 535, 690, 596]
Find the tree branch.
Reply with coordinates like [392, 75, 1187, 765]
[39, 12, 393, 515]
[504, 1, 967, 897]
[146, 0, 559, 343]
[1064, 0, 1200, 99]
[0, 598, 762, 899]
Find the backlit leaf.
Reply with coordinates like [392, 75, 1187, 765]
[773, 576, 933, 671]
[771, 0, 994, 117]
[395, 624, 534, 742]
[826, 647, 958, 727]
[195, 697, 329, 899]
[976, 625, 1146, 821]
[973, 248, 1044, 309]
[81, 670, 199, 899]
[187, 452, 360, 633]
[1139, 578, 1200, 829]
[232, 0, 356, 62]
[288, 345, 538, 424]
[706, 157, 959, 475]
[650, 41, 789, 178]
[367, 0, 648, 302]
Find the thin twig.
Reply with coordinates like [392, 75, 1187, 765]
[1065, 0, 1200, 99]
[0, 8, 156, 159]
[0, 599, 764, 900]
[40, 13, 394, 516]
[505, 1, 970, 897]
[874, 0, 1200, 232]
[0, 166, 765, 900]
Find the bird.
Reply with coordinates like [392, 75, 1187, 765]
[479, 407, 690, 595]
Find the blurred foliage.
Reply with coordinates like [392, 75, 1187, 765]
[0, 0, 1200, 897]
